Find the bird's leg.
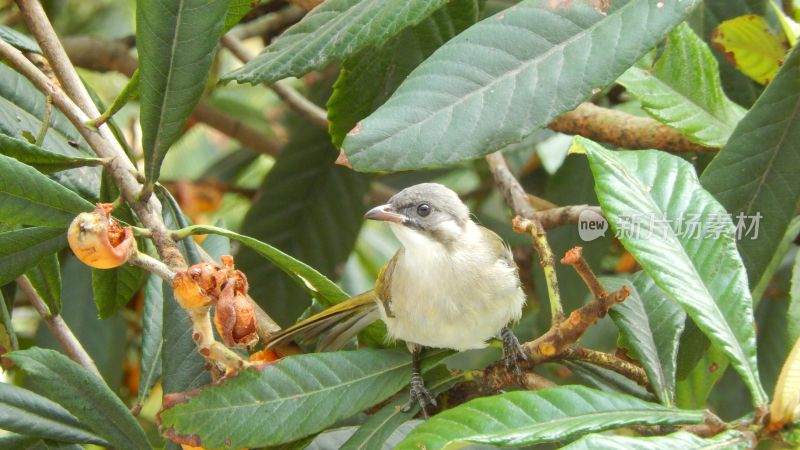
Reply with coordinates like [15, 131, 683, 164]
[501, 327, 529, 381]
[402, 343, 436, 418]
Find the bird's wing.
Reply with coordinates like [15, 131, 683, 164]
[375, 249, 402, 317]
[266, 291, 379, 351]
[478, 225, 515, 266]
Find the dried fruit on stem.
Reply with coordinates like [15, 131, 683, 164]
[67, 203, 136, 269]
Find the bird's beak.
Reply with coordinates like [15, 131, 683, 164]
[364, 204, 406, 223]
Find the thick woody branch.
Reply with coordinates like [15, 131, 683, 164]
[16, 276, 101, 377]
[561, 346, 648, 388]
[220, 34, 329, 129]
[549, 103, 716, 153]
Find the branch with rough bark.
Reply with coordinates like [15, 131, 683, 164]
[550, 102, 717, 153]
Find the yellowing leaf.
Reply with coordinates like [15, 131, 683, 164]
[711, 15, 787, 85]
[770, 335, 800, 430]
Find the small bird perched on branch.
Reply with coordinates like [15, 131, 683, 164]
[267, 183, 527, 416]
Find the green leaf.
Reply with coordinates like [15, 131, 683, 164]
[0, 227, 67, 287]
[7, 348, 150, 450]
[0, 290, 16, 353]
[562, 430, 754, 450]
[236, 101, 369, 324]
[181, 222, 351, 319]
[137, 0, 228, 185]
[676, 344, 728, 409]
[700, 44, 800, 292]
[222, 0, 450, 84]
[91, 264, 145, 319]
[159, 349, 425, 448]
[605, 273, 686, 406]
[327, 0, 480, 147]
[0, 133, 103, 174]
[87, 70, 140, 129]
[0, 25, 41, 53]
[224, 0, 255, 32]
[752, 217, 800, 303]
[0, 434, 83, 450]
[137, 274, 163, 407]
[0, 64, 99, 198]
[396, 386, 704, 449]
[0, 154, 93, 227]
[0, 383, 107, 445]
[617, 23, 745, 147]
[578, 137, 767, 406]
[25, 254, 62, 315]
[564, 360, 653, 401]
[711, 14, 786, 85]
[341, 366, 462, 450]
[341, 0, 700, 172]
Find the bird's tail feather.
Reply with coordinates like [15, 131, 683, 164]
[266, 291, 380, 352]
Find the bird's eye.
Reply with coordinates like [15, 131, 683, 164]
[416, 203, 431, 217]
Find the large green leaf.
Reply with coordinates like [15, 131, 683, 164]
[675, 344, 727, 410]
[617, 23, 745, 147]
[137, 274, 163, 407]
[562, 430, 754, 450]
[0, 65, 98, 198]
[235, 100, 368, 324]
[137, 0, 228, 185]
[0, 435, 82, 450]
[341, 0, 700, 171]
[0, 227, 67, 287]
[25, 254, 62, 315]
[222, 0, 450, 84]
[0, 25, 41, 53]
[0, 134, 103, 173]
[605, 273, 686, 406]
[159, 349, 427, 448]
[0, 383, 107, 445]
[327, 0, 480, 147]
[7, 348, 150, 450]
[700, 45, 800, 291]
[396, 386, 704, 449]
[91, 264, 145, 319]
[0, 154, 93, 227]
[579, 137, 767, 406]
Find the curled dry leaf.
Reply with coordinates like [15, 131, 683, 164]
[67, 203, 136, 269]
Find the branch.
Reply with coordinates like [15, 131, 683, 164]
[549, 103, 717, 153]
[128, 252, 175, 282]
[533, 204, 603, 229]
[485, 153, 564, 322]
[57, 36, 283, 157]
[16, 276, 101, 377]
[561, 346, 648, 388]
[229, 6, 305, 40]
[220, 34, 329, 129]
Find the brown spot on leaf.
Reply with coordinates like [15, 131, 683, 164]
[161, 427, 202, 447]
[709, 362, 719, 372]
[335, 150, 353, 168]
[346, 121, 363, 136]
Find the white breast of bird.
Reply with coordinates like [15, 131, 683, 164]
[380, 220, 525, 351]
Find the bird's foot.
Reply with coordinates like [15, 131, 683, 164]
[402, 371, 437, 418]
[501, 327, 529, 382]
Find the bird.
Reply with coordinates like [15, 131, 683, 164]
[266, 183, 527, 416]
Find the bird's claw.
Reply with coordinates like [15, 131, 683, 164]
[402, 371, 436, 418]
[501, 327, 529, 382]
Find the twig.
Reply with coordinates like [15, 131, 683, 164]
[128, 252, 175, 282]
[511, 215, 564, 322]
[57, 36, 283, 157]
[229, 6, 305, 40]
[16, 276, 101, 377]
[549, 103, 716, 153]
[191, 102, 282, 157]
[560, 246, 607, 300]
[220, 34, 329, 129]
[561, 346, 648, 388]
[533, 205, 603, 229]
